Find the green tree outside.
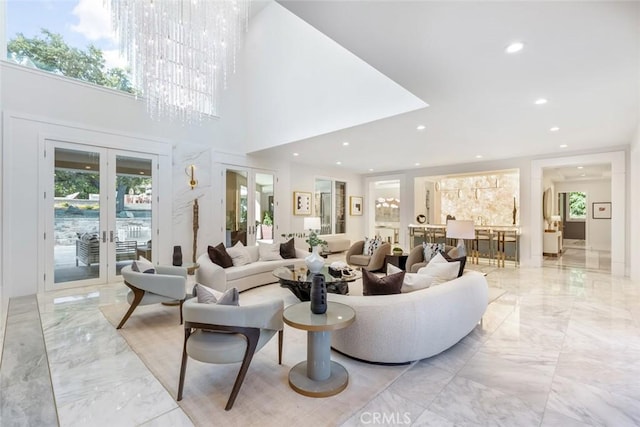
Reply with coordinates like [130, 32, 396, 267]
[569, 192, 586, 219]
[7, 29, 134, 93]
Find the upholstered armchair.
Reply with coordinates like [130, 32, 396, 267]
[346, 240, 391, 271]
[177, 297, 284, 410]
[117, 265, 188, 329]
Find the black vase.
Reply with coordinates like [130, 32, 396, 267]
[172, 245, 183, 266]
[310, 273, 327, 314]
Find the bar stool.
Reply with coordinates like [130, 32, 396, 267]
[493, 230, 519, 267]
[472, 229, 493, 265]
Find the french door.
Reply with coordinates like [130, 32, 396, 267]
[223, 167, 275, 247]
[45, 140, 157, 290]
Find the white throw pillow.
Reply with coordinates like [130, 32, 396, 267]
[258, 241, 283, 261]
[194, 284, 239, 306]
[132, 256, 155, 274]
[416, 253, 459, 285]
[387, 263, 434, 293]
[226, 241, 252, 267]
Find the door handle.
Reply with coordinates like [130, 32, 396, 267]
[102, 231, 107, 243]
[110, 231, 114, 242]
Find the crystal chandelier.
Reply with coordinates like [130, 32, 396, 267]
[110, 0, 249, 123]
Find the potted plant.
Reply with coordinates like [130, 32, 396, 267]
[392, 246, 404, 255]
[261, 211, 273, 240]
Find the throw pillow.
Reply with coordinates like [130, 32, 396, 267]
[442, 251, 467, 277]
[362, 269, 404, 296]
[194, 284, 239, 306]
[280, 238, 297, 259]
[258, 241, 283, 261]
[422, 242, 445, 263]
[226, 241, 252, 267]
[207, 243, 233, 268]
[131, 256, 155, 274]
[416, 253, 459, 285]
[362, 236, 382, 256]
[387, 264, 434, 293]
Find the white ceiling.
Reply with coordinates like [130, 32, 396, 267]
[250, 1, 639, 174]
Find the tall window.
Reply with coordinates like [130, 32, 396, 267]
[568, 192, 587, 220]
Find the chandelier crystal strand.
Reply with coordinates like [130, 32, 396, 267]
[110, 0, 248, 123]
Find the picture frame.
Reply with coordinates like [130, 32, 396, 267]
[350, 196, 363, 216]
[293, 191, 312, 215]
[592, 202, 611, 219]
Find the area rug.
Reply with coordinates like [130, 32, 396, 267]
[100, 296, 412, 426]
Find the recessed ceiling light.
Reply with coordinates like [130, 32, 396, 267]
[505, 42, 524, 54]
[293, 152, 299, 156]
[550, 126, 560, 132]
[336, 161, 342, 165]
[415, 162, 421, 166]
[577, 166, 584, 169]
[416, 125, 426, 131]
[475, 154, 483, 159]
[559, 144, 568, 148]
[139, 171, 145, 175]
[368, 168, 374, 172]
[85, 166, 91, 169]
[342, 141, 349, 146]
[534, 98, 548, 105]
[580, 174, 586, 177]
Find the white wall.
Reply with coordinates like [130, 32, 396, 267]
[0, 61, 247, 298]
[554, 180, 612, 250]
[630, 123, 640, 280]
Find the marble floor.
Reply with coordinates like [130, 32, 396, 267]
[1, 260, 640, 426]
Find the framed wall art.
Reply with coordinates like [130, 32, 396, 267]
[592, 202, 611, 219]
[350, 196, 363, 216]
[293, 191, 312, 215]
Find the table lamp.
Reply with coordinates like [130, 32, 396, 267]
[303, 217, 321, 232]
[446, 220, 475, 257]
[550, 215, 562, 230]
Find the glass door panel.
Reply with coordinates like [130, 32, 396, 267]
[52, 146, 106, 285]
[225, 169, 249, 246]
[112, 154, 153, 279]
[255, 172, 274, 242]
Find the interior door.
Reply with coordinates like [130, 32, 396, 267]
[46, 141, 156, 289]
[224, 167, 275, 247]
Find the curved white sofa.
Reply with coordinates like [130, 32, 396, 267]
[195, 246, 308, 293]
[327, 271, 488, 364]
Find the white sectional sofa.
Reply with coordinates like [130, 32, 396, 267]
[195, 245, 308, 293]
[327, 271, 488, 364]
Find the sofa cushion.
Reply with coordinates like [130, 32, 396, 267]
[362, 269, 404, 296]
[132, 256, 155, 274]
[280, 238, 297, 259]
[258, 241, 283, 261]
[208, 243, 233, 268]
[417, 253, 459, 285]
[224, 260, 287, 282]
[442, 252, 467, 277]
[362, 236, 382, 255]
[423, 242, 445, 263]
[226, 241, 252, 267]
[194, 284, 239, 306]
[387, 264, 434, 293]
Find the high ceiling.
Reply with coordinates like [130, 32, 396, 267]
[251, 1, 639, 174]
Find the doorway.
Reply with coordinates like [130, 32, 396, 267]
[45, 141, 157, 289]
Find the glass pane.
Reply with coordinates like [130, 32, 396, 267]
[374, 180, 401, 244]
[255, 173, 274, 242]
[54, 147, 101, 283]
[226, 170, 248, 246]
[115, 155, 153, 275]
[335, 181, 346, 234]
[315, 178, 332, 234]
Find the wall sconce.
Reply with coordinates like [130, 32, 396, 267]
[186, 165, 198, 190]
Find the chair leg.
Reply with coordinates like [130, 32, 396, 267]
[116, 283, 145, 329]
[177, 327, 191, 401]
[225, 328, 260, 411]
[278, 329, 283, 365]
[179, 298, 185, 325]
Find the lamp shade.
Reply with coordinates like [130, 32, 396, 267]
[550, 215, 562, 222]
[303, 217, 321, 231]
[446, 220, 475, 239]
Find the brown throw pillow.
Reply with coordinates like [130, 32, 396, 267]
[442, 252, 466, 277]
[362, 269, 404, 296]
[207, 243, 233, 268]
[280, 238, 297, 259]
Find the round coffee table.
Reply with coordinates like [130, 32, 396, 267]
[273, 264, 359, 301]
[283, 302, 355, 397]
